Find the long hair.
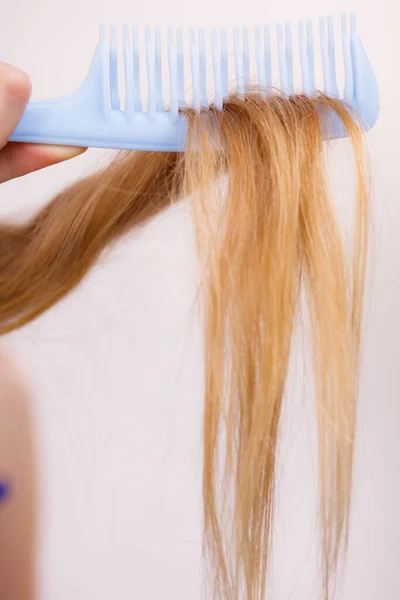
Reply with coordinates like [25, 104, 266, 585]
[0, 92, 369, 600]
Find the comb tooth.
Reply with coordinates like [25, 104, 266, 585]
[350, 12, 357, 35]
[176, 29, 185, 107]
[264, 25, 272, 88]
[306, 19, 316, 94]
[145, 25, 156, 116]
[221, 28, 229, 98]
[190, 27, 200, 111]
[255, 26, 266, 91]
[342, 14, 353, 103]
[349, 13, 358, 104]
[155, 27, 164, 111]
[99, 23, 110, 116]
[327, 15, 339, 97]
[285, 22, 294, 95]
[167, 26, 178, 119]
[123, 25, 134, 120]
[277, 23, 288, 94]
[298, 21, 311, 95]
[320, 17, 334, 95]
[242, 26, 250, 90]
[110, 24, 120, 110]
[212, 27, 223, 110]
[234, 26, 244, 98]
[199, 28, 208, 108]
[132, 26, 142, 111]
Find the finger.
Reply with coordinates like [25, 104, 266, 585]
[0, 62, 32, 150]
[0, 143, 86, 183]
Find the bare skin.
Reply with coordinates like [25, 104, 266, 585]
[0, 353, 37, 600]
[0, 62, 86, 599]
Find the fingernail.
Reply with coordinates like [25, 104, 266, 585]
[45, 145, 87, 161]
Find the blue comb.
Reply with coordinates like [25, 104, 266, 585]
[9, 14, 379, 152]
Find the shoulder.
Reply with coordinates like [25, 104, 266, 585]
[0, 346, 36, 481]
[0, 347, 37, 600]
[0, 349, 34, 458]
[0, 348, 31, 402]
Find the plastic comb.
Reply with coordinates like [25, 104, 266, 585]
[9, 14, 379, 151]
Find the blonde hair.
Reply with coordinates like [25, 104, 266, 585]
[0, 92, 369, 600]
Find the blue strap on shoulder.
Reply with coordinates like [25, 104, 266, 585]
[0, 480, 11, 503]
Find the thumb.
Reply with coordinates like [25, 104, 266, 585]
[0, 142, 86, 183]
[0, 62, 31, 149]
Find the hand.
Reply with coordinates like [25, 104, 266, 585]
[0, 62, 86, 184]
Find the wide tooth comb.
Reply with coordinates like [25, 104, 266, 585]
[9, 16, 379, 151]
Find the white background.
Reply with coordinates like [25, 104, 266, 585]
[0, 0, 399, 598]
